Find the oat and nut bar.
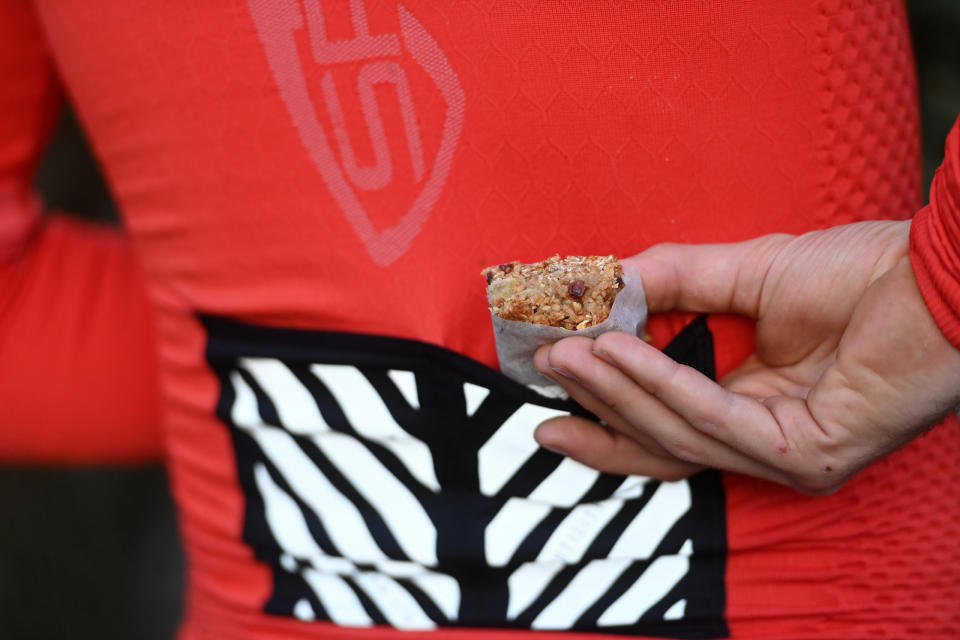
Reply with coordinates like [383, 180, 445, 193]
[482, 255, 624, 330]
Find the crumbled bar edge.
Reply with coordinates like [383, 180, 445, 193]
[482, 255, 624, 330]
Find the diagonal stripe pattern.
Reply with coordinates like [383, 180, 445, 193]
[206, 318, 728, 637]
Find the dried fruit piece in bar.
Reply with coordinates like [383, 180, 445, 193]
[482, 255, 624, 330]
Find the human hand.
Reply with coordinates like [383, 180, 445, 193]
[534, 220, 960, 494]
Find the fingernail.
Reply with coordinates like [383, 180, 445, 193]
[550, 366, 577, 381]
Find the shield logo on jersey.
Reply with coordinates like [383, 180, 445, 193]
[248, 0, 465, 266]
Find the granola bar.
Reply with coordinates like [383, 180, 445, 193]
[482, 255, 624, 330]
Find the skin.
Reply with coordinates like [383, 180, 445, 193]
[533, 220, 960, 495]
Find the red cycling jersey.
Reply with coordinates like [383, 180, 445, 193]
[912, 122, 960, 348]
[2, 1, 960, 638]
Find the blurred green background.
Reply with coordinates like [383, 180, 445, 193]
[2, 3, 959, 638]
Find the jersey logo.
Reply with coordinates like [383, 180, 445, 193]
[248, 1, 465, 266]
[204, 316, 729, 636]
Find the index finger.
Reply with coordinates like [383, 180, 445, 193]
[591, 331, 798, 467]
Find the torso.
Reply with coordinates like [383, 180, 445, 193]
[33, 1, 960, 637]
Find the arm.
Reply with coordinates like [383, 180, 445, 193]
[911, 118, 960, 348]
[0, 0, 162, 464]
[532, 116, 960, 494]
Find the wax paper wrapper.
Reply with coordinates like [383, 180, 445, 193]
[490, 262, 647, 398]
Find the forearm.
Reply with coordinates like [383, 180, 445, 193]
[0, 0, 162, 465]
[0, 214, 163, 464]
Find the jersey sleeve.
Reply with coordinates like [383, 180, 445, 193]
[910, 116, 960, 351]
[0, 0, 162, 464]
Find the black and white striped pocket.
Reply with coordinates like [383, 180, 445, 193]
[203, 315, 728, 637]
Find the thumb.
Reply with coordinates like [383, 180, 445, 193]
[622, 234, 792, 315]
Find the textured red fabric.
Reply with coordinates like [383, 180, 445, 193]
[911, 117, 960, 349]
[3, 0, 960, 637]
